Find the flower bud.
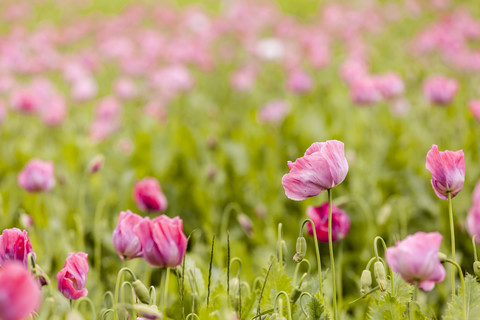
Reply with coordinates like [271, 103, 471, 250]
[374, 261, 387, 292]
[290, 287, 301, 303]
[360, 270, 372, 295]
[237, 213, 253, 237]
[133, 279, 151, 304]
[133, 304, 162, 320]
[87, 154, 104, 174]
[293, 237, 307, 263]
[474, 261, 480, 278]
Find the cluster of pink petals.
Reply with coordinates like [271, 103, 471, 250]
[306, 203, 350, 242]
[426, 144, 465, 200]
[282, 140, 348, 201]
[257, 99, 290, 125]
[56, 252, 89, 300]
[468, 99, 480, 122]
[0, 228, 36, 267]
[112, 210, 144, 260]
[17, 158, 56, 193]
[466, 181, 480, 243]
[0, 261, 41, 320]
[422, 76, 458, 106]
[133, 177, 168, 213]
[89, 96, 122, 143]
[386, 232, 445, 291]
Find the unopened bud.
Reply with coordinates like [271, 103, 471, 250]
[290, 287, 301, 303]
[474, 261, 480, 278]
[237, 213, 253, 237]
[133, 279, 151, 304]
[87, 154, 104, 174]
[360, 270, 372, 295]
[374, 261, 387, 292]
[293, 237, 307, 263]
[438, 252, 447, 263]
[19, 213, 33, 229]
[133, 304, 162, 320]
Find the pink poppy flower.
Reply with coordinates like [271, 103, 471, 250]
[133, 177, 168, 213]
[17, 159, 56, 193]
[469, 99, 480, 122]
[56, 252, 89, 300]
[306, 202, 350, 242]
[386, 232, 445, 291]
[426, 144, 465, 200]
[423, 75, 458, 106]
[257, 99, 290, 125]
[282, 140, 349, 201]
[112, 210, 144, 260]
[0, 228, 36, 267]
[0, 262, 41, 320]
[373, 72, 405, 99]
[134, 215, 187, 268]
[286, 69, 313, 94]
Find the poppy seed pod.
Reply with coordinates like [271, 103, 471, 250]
[374, 261, 387, 292]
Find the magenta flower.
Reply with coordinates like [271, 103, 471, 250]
[257, 99, 290, 125]
[423, 75, 458, 106]
[0, 228, 36, 267]
[112, 210, 144, 260]
[17, 159, 56, 193]
[426, 145, 465, 200]
[306, 203, 350, 242]
[373, 72, 405, 99]
[349, 77, 382, 106]
[466, 207, 480, 243]
[133, 177, 168, 213]
[286, 70, 313, 94]
[56, 252, 89, 300]
[386, 232, 445, 291]
[0, 262, 41, 320]
[134, 215, 187, 268]
[282, 140, 349, 201]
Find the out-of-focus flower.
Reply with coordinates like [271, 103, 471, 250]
[134, 215, 187, 268]
[17, 159, 56, 193]
[113, 210, 144, 260]
[113, 77, 138, 100]
[56, 252, 89, 300]
[255, 38, 285, 61]
[386, 232, 445, 291]
[89, 96, 122, 142]
[19, 214, 34, 230]
[390, 98, 410, 117]
[257, 99, 290, 125]
[0, 261, 41, 320]
[237, 213, 253, 237]
[426, 144, 465, 200]
[133, 177, 168, 213]
[150, 65, 194, 97]
[340, 58, 368, 85]
[373, 72, 405, 99]
[0, 100, 6, 124]
[87, 154, 105, 174]
[0, 228, 35, 267]
[349, 77, 382, 106]
[39, 94, 67, 126]
[71, 77, 98, 102]
[286, 69, 313, 94]
[282, 140, 349, 201]
[469, 99, 480, 122]
[306, 202, 350, 242]
[230, 67, 256, 92]
[466, 206, 480, 244]
[423, 75, 458, 106]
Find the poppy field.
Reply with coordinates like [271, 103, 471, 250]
[2, 0, 480, 319]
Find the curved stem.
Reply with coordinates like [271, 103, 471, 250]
[274, 291, 293, 320]
[113, 268, 136, 320]
[300, 219, 323, 296]
[448, 192, 456, 297]
[328, 189, 337, 320]
[293, 259, 311, 286]
[299, 292, 313, 317]
[445, 259, 466, 319]
[374, 236, 395, 296]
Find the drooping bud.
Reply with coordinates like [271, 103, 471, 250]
[87, 154, 104, 174]
[374, 261, 387, 292]
[293, 237, 307, 263]
[237, 213, 253, 237]
[133, 279, 151, 304]
[474, 261, 480, 278]
[133, 304, 162, 320]
[360, 269, 372, 295]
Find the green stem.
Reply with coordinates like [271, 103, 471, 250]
[292, 259, 311, 286]
[274, 291, 293, 320]
[445, 259, 466, 319]
[328, 189, 337, 320]
[448, 192, 456, 297]
[374, 236, 395, 296]
[409, 282, 418, 320]
[473, 235, 478, 262]
[300, 219, 323, 296]
[161, 268, 171, 315]
[113, 268, 136, 320]
[277, 223, 283, 263]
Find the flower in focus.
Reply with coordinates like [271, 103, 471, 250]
[113, 210, 144, 260]
[426, 144, 465, 200]
[257, 99, 290, 125]
[386, 232, 445, 291]
[0, 261, 41, 320]
[17, 159, 56, 193]
[134, 215, 188, 268]
[133, 177, 168, 213]
[56, 252, 89, 300]
[306, 202, 350, 242]
[423, 75, 458, 106]
[282, 140, 349, 201]
[0, 228, 36, 267]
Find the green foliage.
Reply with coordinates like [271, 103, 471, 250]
[305, 296, 329, 320]
[368, 293, 407, 320]
[444, 275, 480, 320]
[260, 259, 294, 311]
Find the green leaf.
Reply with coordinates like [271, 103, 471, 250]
[368, 293, 406, 320]
[444, 274, 480, 320]
[260, 259, 293, 311]
[389, 273, 414, 304]
[305, 296, 328, 320]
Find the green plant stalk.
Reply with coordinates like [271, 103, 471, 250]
[448, 192, 456, 297]
[374, 236, 395, 296]
[274, 291, 293, 320]
[161, 268, 170, 315]
[277, 223, 283, 263]
[328, 189, 337, 320]
[300, 219, 323, 296]
[445, 259, 466, 319]
[409, 281, 418, 320]
[472, 235, 478, 261]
